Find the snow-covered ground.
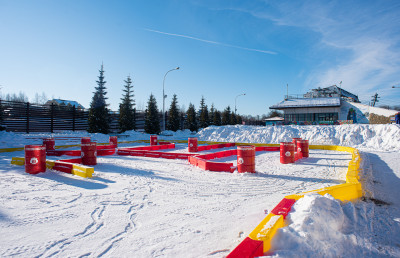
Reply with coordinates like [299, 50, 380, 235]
[1, 124, 400, 257]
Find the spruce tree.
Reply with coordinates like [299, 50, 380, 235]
[144, 94, 160, 134]
[118, 75, 136, 132]
[185, 103, 198, 132]
[230, 112, 237, 125]
[87, 64, 111, 134]
[198, 96, 209, 129]
[0, 99, 4, 131]
[214, 110, 222, 126]
[209, 104, 215, 126]
[167, 94, 180, 131]
[221, 106, 232, 125]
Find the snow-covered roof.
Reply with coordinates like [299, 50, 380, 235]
[49, 99, 84, 109]
[270, 97, 341, 109]
[265, 116, 284, 121]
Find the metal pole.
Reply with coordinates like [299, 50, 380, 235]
[162, 67, 179, 132]
[235, 93, 246, 114]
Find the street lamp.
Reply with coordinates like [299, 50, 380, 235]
[235, 93, 246, 114]
[162, 67, 180, 132]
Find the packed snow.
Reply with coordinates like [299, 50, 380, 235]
[1, 124, 400, 257]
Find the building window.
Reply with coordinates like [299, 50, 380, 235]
[285, 112, 338, 122]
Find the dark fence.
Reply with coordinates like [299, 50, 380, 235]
[0, 100, 152, 133]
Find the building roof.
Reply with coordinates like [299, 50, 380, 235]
[270, 97, 341, 109]
[265, 116, 284, 121]
[48, 99, 84, 109]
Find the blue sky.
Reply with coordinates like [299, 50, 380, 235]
[1, 0, 399, 116]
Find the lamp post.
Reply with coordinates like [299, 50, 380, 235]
[162, 67, 180, 132]
[235, 93, 246, 114]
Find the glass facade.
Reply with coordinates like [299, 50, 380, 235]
[284, 112, 338, 122]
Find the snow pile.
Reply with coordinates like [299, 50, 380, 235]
[271, 194, 361, 257]
[197, 124, 400, 151]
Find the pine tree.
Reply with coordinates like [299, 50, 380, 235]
[118, 75, 136, 132]
[209, 104, 215, 126]
[214, 110, 222, 126]
[236, 114, 243, 125]
[87, 64, 111, 134]
[221, 106, 231, 125]
[185, 103, 198, 132]
[167, 94, 180, 132]
[198, 96, 209, 129]
[230, 112, 237, 125]
[144, 94, 160, 134]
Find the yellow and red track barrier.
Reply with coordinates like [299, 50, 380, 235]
[227, 144, 363, 257]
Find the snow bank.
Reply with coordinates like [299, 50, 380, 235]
[197, 124, 400, 151]
[270, 194, 362, 257]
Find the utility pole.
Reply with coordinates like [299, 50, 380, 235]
[371, 93, 380, 107]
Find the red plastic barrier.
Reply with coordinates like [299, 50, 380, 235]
[97, 144, 117, 150]
[271, 198, 297, 219]
[150, 135, 158, 146]
[43, 138, 55, 151]
[81, 142, 97, 165]
[97, 149, 116, 156]
[237, 145, 256, 173]
[25, 145, 46, 174]
[255, 146, 280, 152]
[280, 142, 295, 164]
[81, 137, 91, 144]
[160, 153, 177, 159]
[46, 150, 81, 157]
[226, 237, 264, 258]
[296, 139, 309, 158]
[109, 136, 118, 147]
[53, 161, 73, 174]
[188, 137, 198, 152]
[58, 158, 82, 164]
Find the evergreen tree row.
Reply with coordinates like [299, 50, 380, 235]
[87, 64, 136, 134]
[87, 64, 242, 135]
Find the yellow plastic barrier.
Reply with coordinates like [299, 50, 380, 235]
[72, 164, 94, 178]
[0, 147, 24, 153]
[248, 213, 285, 252]
[11, 157, 25, 165]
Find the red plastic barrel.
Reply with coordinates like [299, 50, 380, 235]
[81, 142, 97, 165]
[43, 138, 55, 151]
[150, 135, 158, 146]
[188, 137, 198, 152]
[81, 137, 91, 144]
[25, 145, 46, 174]
[280, 142, 295, 164]
[297, 139, 309, 158]
[292, 138, 302, 150]
[109, 136, 118, 147]
[237, 145, 256, 173]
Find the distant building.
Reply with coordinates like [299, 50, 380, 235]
[265, 116, 284, 126]
[269, 85, 362, 124]
[45, 99, 85, 110]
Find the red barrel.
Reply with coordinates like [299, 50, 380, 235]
[188, 137, 198, 152]
[109, 136, 118, 147]
[81, 142, 97, 165]
[297, 139, 309, 158]
[292, 138, 302, 151]
[237, 145, 256, 173]
[280, 142, 295, 164]
[25, 145, 46, 174]
[43, 138, 55, 151]
[150, 135, 158, 146]
[81, 137, 91, 144]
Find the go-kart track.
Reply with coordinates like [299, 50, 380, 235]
[1, 124, 400, 257]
